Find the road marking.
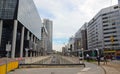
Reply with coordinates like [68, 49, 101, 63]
[81, 67, 91, 72]
[77, 67, 91, 74]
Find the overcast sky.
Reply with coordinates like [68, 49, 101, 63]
[33, 0, 118, 51]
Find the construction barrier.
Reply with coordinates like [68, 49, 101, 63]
[0, 61, 19, 74]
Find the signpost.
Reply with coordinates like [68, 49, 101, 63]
[30, 48, 33, 63]
[6, 42, 11, 74]
[79, 48, 84, 64]
[81, 48, 84, 64]
[25, 48, 29, 57]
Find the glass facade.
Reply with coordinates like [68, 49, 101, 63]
[18, 0, 42, 39]
[0, 0, 42, 39]
[0, 0, 42, 57]
[0, 0, 17, 19]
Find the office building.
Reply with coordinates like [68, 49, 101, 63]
[87, 3, 120, 53]
[68, 36, 75, 51]
[74, 23, 88, 51]
[0, 0, 43, 58]
[43, 19, 53, 53]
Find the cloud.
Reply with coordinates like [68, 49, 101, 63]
[53, 44, 64, 51]
[33, 0, 117, 51]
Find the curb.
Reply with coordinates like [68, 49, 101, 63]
[100, 65, 107, 74]
[91, 62, 107, 74]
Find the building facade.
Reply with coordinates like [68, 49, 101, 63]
[68, 37, 75, 51]
[41, 25, 48, 55]
[74, 23, 88, 50]
[87, 4, 120, 52]
[0, 0, 43, 58]
[43, 19, 53, 53]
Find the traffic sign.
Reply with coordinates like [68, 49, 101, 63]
[6, 43, 11, 51]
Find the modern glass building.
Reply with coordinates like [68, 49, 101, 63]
[0, 0, 43, 58]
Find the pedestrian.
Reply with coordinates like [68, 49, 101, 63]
[86, 54, 90, 62]
[97, 56, 101, 65]
[103, 55, 107, 65]
[110, 54, 113, 61]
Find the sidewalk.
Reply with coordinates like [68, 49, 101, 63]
[61, 56, 105, 74]
[101, 60, 120, 74]
[0, 56, 51, 65]
[77, 62, 105, 74]
[92, 60, 120, 74]
[0, 58, 16, 65]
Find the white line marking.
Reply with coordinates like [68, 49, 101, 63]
[81, 67, 91, 72]
[77, 67, 91, 74]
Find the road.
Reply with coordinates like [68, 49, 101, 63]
[36, 55, 73, 64]
[8, 62, 105, 74]
[8, 68, 83, 74]
[8, 55, 105, 74]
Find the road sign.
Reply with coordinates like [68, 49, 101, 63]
[25, 48, 29, 51]
[6, 43, 11, 51]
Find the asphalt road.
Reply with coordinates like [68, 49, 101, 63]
[51, 55, 60, 64]
[8, 55, 105, 74]
[8, 62, 105, 74]
[8, 68, 83, 74]
[37, 55, 72, 64]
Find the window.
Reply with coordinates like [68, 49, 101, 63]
[112, 22, 115, 25]
[104, 40, 110, 42]
[102, 13, 107, 16]
[104, 31, 117, 34]
[104, 35, 117, 38]
[102, 17, 108, 19]
[103, 24, 108, 27]
[114, 6, 118, 9]
[103, 27, 116, 30]
[103, 20, 108, 23]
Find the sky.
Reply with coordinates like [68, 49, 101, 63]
[33, 0, 118, 51]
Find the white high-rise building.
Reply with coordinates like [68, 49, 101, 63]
[43, 19, 53, 53]
[87, 3, 120, 51]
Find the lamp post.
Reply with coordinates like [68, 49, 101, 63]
[81, 48, 84, 64]
[30, 48, 33, 64]
[78, 49, 81, 64]
[96, 48, 101, 65]
[30, 48, 33, 57]
[79, 48, 84, 64]
[6, 42, 11, 74]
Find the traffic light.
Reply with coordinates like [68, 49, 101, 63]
[110, 36, 114, 44]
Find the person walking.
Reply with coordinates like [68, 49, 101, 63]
[97, 56, 101, 65]
[103, 55, 107, 65]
